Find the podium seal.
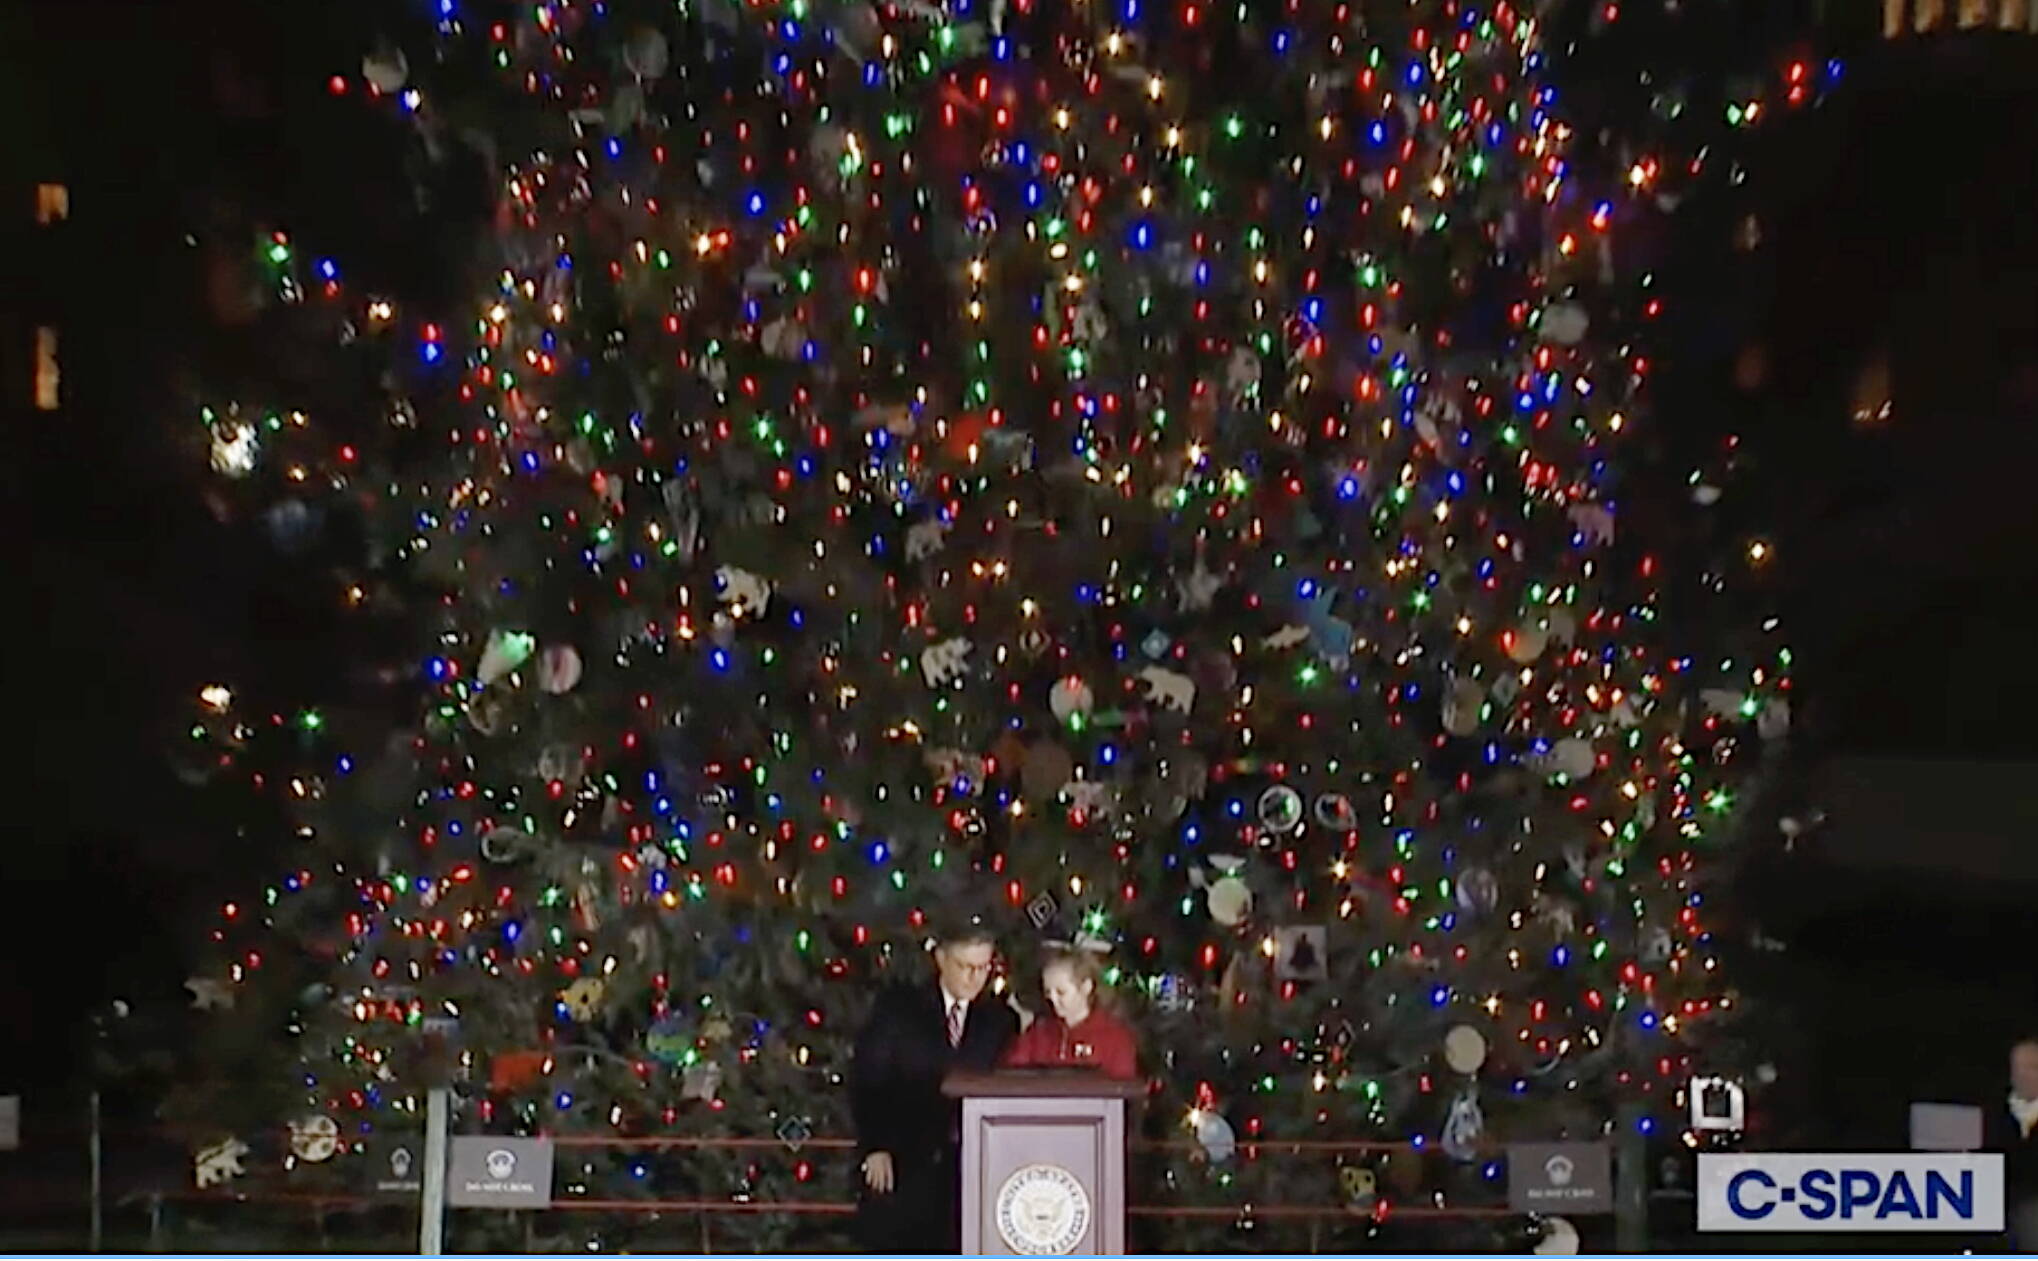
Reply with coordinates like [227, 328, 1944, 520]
[994, 1162, 1091, 1254]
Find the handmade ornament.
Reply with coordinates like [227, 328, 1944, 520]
[1048, 676, 1095, 723]
[1176, 560, 1222, 612]
[1339, 1164, 1378, 1212]
[904, 517, 950, 562]
[537, 644, 583, 694]
[288, 1114, 340, 1163]
[1272, 925, 1327, 981]
[1544, 606, 1578, 648]
[1640, 926, 1673, 964]
[1443, 1024, 1488, 1074]
[1454, 868, 1499, 915]
[1533, 893, 1579, 937]
[1225, 346, 1262, 398]
[1441, 1089, 1485, 1161]
[1567, 503, 1615, 547]
[186, 977, 234, 1011]
[1689, 1076, 1746, 1131]
[467, 692, 509, 736]
[681, 1062, 724, 1102]
[536, 744, 582, 783]
[760, 315, 804, 359]
[560, 976, 606, 1022]
[362, 46, 409, 93]
[1062, 779, 1116, 821]
[1020, 743, 1075, 802]
[194, 1137, 250, 1189]
[1262, 624, 1311, 651]
[660, 481, 702, 561]
[489, 1049, 550, 1093]
[1756, 698, 1791, 741]
[1442, 677, 1485, 736]
[920, 638, 973, 687]
[924, 746, 988, 786]
[1025, 891, 1059, 931]
[1256, 785, 1304, 833]
[1152, 973, 1195, 1014]
[775, 1117, 814, 1151]
[715, 566, 772, 619]
[1297, 589, 1356, 668]
[1135, 665, 1195, 714]
[478, 629, 536, 685]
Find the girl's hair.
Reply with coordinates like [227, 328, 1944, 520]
[1040, 944, 1113, 1010]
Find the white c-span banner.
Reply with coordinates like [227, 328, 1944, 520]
[1698, 1153, 2004, 1232]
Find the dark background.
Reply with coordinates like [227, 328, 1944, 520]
[2, 0, 2034, 1246]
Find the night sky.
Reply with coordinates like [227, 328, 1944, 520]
[6, 0, 2035, 1130]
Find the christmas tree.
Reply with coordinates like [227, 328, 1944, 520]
[179, 0, 1797, 1249]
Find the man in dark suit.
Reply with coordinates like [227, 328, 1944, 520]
[1986, 1036, 2038, 1251]
[851, 920, 1018, 1253]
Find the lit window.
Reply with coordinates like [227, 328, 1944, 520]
[35, 327, 59, 411]
[35, 184, 68, 225]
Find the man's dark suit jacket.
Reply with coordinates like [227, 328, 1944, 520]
[850, 982, 1018, 1252]
[1983, 1096, 2038, 1198]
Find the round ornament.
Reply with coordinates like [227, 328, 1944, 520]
[1313, 792, 1356, 831]
[480, 826, 534, 864]
[288, 1114, 339, 1163]
[1048, 676, 1094, 723]
[1443, 1024, 1488, 1074]
[1534, 1217, 1581, 1255]
[1548, 737, 1595, 779]
[264, 498, 323, 555]
[1257, 785, 1304, 833]
[645, 1014, 692, 1065]
[1505, 621, 1549, 664]
[1193, 1111, 1237, 1163]
[537, 644, 583, 694]
[1542, 302, 1590, 346]
[1205, 874, 1252, 927]
[993, 1163, 1091, 1255]
[622, 26, 670, 78]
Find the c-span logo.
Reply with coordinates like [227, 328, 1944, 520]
[1698, 1154, 2004, 1232]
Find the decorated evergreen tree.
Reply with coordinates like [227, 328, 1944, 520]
[179, 0, 1803, 1249]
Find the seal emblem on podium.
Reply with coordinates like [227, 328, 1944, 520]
[994, 1162, 1091, 1254]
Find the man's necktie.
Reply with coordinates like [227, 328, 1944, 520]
[946, 1001, 964, 1048]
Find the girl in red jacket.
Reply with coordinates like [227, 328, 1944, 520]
[1001, 945, 1139, 1080]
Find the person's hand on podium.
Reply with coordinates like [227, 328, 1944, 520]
[861, 1150, 894, 1193]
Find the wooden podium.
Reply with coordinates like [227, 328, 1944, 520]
[943, 1071, 1142, 1256]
